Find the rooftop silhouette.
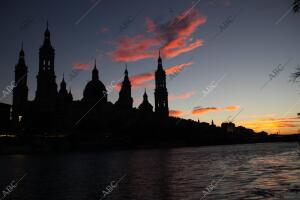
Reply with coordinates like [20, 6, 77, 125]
[0, 23, 296, 153]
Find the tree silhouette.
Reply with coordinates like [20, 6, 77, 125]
[291, 65, 300, 83]
[288, 1, 300, 127]
[293, 0, 299, 13]
[291, 1, 299, 83]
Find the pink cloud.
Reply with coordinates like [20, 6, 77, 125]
[170, 109, 184, 117]
[110, 8, 206, 62]
[192, 105, 240, 115]
[73, 63, 92, 70]
[115, 62, 193, 90]
[169, 91, 195, 101]
[146, 18, 156, 32]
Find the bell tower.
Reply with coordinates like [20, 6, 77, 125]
[154, 51, 169, 117]
[35, 22, 57, 105]
[12, 42, 28, 125]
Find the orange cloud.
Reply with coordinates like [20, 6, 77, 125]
[130, 72, 154, 88]
[165, 62, 193, 75]
[110, 8, 206, 62]
[73, 63, 91, 70]
[170, 110, 184, 117]
[192, 107, 218, 115]
[162, 39, 204, 59]
[241, 117, 300, 135]
[192, 106, 240, 115]
[116, 62, 193, 90]
[169, 91, 195, 101]
[110, 35, 160, 62]
[224, 106, 240, 111]
[115, 71, 154, 91]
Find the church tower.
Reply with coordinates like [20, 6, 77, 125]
[115, 65, 133, 110]
[12, 43, 28, 124]
[58, 74, 72, 103]
[35, 22, 58, 105]
[154, 51, 169, 117]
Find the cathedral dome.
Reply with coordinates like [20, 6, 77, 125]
[82, 61, 107, 103]
[139, 89, 153, 113]
[83, 80, 107, 100]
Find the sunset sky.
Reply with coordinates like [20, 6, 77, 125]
[0, 0, 300, 134]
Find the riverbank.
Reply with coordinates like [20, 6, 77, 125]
[0, 133, 299, 154]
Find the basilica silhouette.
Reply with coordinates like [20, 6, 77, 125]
[4, 23, 272, 152]
[12, 24, 169, 134]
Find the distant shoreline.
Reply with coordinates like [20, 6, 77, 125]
[0, 133, 298, 155]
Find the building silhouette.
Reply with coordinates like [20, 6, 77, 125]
[115, 65, 133, 110]
[138, 89, 153, 114]
[35, 22, 58, 106]
[11, 23, 167, 132]
[12, 43, 28, 126]
[0, 103, 12, 130]
[154, 51, 169, 117]
[0, 23, 277, 152]
[82, 60, 107, 106]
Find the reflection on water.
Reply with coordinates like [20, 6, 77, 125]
[0, 143, 299, 200]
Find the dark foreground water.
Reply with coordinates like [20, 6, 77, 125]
[0, 142, 299, 200]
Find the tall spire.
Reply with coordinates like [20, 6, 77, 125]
[92, 59, 99, 81]
[44, 21, 50, 40]
[158, 49, 163, 69]
[68, 87, 73, 101]
[60, 73, 66, 90]
[155, 48, 168, 117]
[125, 64, 128, 76]
[123, 64, 130, 83]
[19, 41, 25, 58]
[143, 88, 148, 100]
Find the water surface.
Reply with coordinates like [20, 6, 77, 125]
[0, 143, 299, 200]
